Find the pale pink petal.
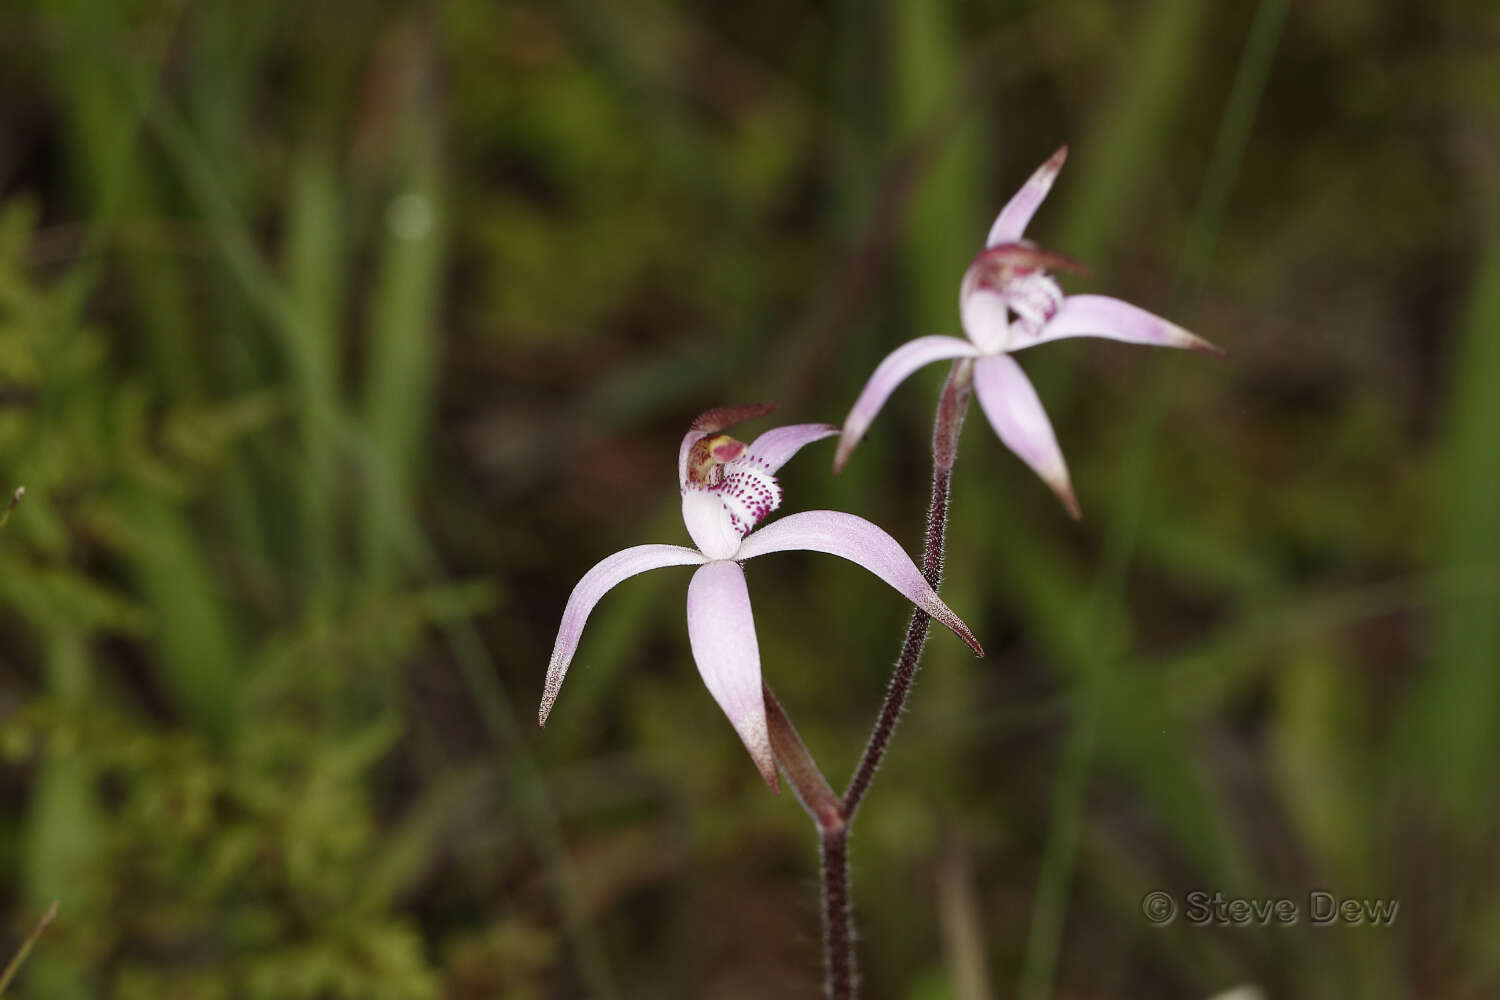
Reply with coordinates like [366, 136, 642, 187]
[541, 544, 707, 725]
[985, 146, 1068, 247]
[746, 423, 839, 474]
[972, 355, 1079, 518]
[682, 490, 743, 560]
[736, 510, 983, 655]
[1020, 294, 1225, 355]
[834, 336, 978, 473]
[686, 560, 777, 789]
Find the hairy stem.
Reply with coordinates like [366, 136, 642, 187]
[820, 827, 853, 1000]
[841, 358, 973, 819]
[771, 360, 974, 998]
[765, 683, 852, 996]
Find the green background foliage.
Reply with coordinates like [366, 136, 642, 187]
[1, 0, 1496, 996]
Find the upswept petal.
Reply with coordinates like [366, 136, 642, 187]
[834, 336, 978, 473]
[746, 423, 839, 474]
[736, 510, 983, 655]
[542, 544, 707, 725]
[972, 355, 1080, 518]
[985, 145, 1068, 247]
[1018, 294, 1226, 356]
[686, 560, 777, 789]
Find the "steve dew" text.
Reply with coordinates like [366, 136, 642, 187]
[1181, 890, 1398, 927]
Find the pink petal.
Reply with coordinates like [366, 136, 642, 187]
[746, 423, 839, 474]
[541, 544, 707, 725]
[736, 510, 983, 655]
[686, 560, 777, 789]
[834, 336, 978, 473]
[985, 146, 1068, 247]
[972, 355, 1079, 518]
[1023, 294, 1225, 355]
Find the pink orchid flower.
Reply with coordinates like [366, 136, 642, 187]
[834, 146, 1224, 516]
[541, 403, 983, 788]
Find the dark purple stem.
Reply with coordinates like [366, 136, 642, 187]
[841, 359, 972, 821]
[765, 683, 853, 997]
[820, 828, 854, 1000]
[769, 360, 973, 999]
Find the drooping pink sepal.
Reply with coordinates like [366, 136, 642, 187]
[833, 336, 978, 473]
[686, 560, 778, 790]
[972, 355, 1079, 518]
[541, 544, 707, 726]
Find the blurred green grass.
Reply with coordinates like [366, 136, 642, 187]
[2, 0, 1498, 997]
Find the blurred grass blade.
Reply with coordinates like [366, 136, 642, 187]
[1406, 187, 1500, 830]
[1175, 0, 1291, 298]
[361, 32, 445, 586]
[894, 0, 983, 327]
[0, 901, 58, 997]
[938, 840, 994, 1000]
[185, 0, 279, 574]
[24, 636, 94, 1000]
[92, 34, 622, 991]
[50, 4, 249, 750]
[1017, 687, 1098, 1000]
[1270, 648, 1395, 998]
[1052, 0, 1214, 269]
[52, 0, 200, 399]
[1019, 2, 1283, 995]
[0, 486, 21, 529]
[126, 494, 240, 744]
[286, 146, 347, 598]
